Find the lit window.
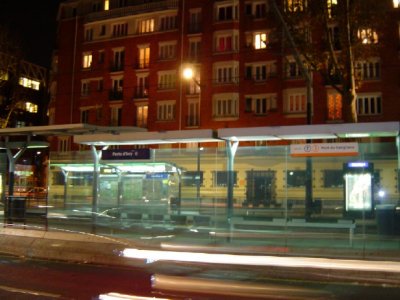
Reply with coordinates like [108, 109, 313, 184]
[285, 0, 307, 12]
[393, 0, 399, 8]
[136, 104, 148, 128]
[327, 0, 338, 18]
[17, 101, 38, 113]
[138, 18, 155, 34]
[19, 77, 40, 90]
[104, 0, 109, 11]
[138, 45, 150, 68]
[357, 28, 378, 44]
[254, 32, 268, 49]
[327, 91, 342, 121]
[82, 53, 92, 69]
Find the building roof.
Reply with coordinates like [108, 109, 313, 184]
[0, 122, 398, 147]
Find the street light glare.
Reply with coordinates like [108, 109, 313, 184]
[182, 67, 194, 80]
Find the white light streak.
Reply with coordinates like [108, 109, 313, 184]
[122, 248, 400, 273]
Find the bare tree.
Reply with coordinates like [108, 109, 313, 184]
[0, 25, 25, 128]
[275, 0, 389, 123]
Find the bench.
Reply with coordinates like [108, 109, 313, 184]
[230, 217, 356, 246]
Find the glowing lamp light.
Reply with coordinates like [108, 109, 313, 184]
[182, 67, 194, 80]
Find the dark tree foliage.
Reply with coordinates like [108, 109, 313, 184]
[0, 25, 25, 128]
[277, 0, 390, 122]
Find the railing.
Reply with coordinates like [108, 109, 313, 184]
[109, 90, 123, 101]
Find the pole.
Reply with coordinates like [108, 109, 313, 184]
[271, 0, 313, 218]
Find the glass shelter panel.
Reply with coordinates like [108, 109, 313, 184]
[46, 139, 400, 261]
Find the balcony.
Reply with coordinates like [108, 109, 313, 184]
[186, 116, 200, 127]
[188, 23, 202, 34]
[134, 88, 149, 99]
[85, 0, 179, 23]
[109, 90, 123, 101]
[135, 60, 150, 69]
[110, 64, 124, 72]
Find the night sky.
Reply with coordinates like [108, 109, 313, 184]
[0, 0, 63, 68]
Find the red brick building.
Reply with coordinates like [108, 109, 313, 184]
[49, 0, 400, 151]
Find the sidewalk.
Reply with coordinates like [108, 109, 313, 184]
[1, 224, 400, 286]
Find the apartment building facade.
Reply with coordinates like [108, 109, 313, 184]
[49, 0, 400, 151]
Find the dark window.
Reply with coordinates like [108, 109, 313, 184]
[245, 66, 252, 79]
[100, 25, 106, 36]
[214, 171, 237, 187]
[182, 171, 203, 186]
[245, 97, 252, 112]
[323, 170, 343, 188]
[245, 4, 252, 15]
[286, 170, 306, 187]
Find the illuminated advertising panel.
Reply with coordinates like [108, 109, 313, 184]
[343, 161, 374, 217]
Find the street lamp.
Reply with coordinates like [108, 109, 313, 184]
[182, 66, 202, 205]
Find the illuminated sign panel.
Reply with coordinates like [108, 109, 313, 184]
[290, 143, 358, 157]
[102, 149, 150, 160]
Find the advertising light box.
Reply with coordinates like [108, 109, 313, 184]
[343, 161, 374, 218]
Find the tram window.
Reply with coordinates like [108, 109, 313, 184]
[214, 171, 237, 187]
[286, 170, 306, 187]
[323, 170, 343, 188]
[182, 171, 203, 186]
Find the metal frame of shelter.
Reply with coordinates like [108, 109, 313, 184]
[1, 122, 399, 225]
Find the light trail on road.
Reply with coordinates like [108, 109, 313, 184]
[122, 247, 400, 274]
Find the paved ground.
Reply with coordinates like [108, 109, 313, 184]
[1, 223, 400, 287]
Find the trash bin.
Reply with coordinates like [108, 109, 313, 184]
[375, 204, 396, 235]
[7, 196, 27, 222]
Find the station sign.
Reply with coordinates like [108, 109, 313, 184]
[290, 142, 358, 157]
[102, 148, 151, 160]
[145, 173, 169, 179]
